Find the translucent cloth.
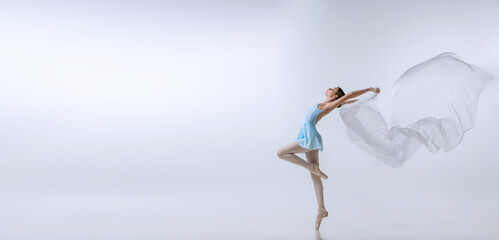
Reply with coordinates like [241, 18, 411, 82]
[338, 52, 494, 168]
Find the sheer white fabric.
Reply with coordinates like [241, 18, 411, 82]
[339, 52, 494, 168]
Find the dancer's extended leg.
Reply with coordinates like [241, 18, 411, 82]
[304, 150, 329, 230]
[276, 141, 328, 179]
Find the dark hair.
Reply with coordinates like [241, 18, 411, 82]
[336, 87, 345, 108]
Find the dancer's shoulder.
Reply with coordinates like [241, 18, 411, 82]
[323, 93, 352, 111]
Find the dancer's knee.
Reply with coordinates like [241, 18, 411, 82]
[276, 149, 284, 159]
[276, 149, 287, 159]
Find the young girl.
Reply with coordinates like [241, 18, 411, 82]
[276, 86, 381, 230]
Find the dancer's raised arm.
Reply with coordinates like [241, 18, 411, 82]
[323, 87, 379, 111]
[351, 87, 380, 97]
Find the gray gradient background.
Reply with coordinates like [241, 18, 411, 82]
[1, 0, 498, 239]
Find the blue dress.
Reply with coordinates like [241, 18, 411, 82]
[296, 103, 324, 151]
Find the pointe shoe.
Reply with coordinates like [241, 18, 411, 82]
[310, 162, 328, 180]
[315, 210, 328, 230]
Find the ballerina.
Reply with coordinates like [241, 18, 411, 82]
[276, 86, 381, 230]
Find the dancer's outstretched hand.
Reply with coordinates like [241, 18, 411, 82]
[370, 87, 380, 93]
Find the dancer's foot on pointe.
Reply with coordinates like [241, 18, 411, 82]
[310, 162, 328, 179]
[315, 209, 328, 230]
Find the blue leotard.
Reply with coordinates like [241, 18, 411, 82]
[296, 103, 324, 151]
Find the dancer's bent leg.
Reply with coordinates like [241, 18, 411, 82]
[276, 141, 313, 171]
[276, 141, 327, 179]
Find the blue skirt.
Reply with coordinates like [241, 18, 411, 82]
[296, 121, 323, 151]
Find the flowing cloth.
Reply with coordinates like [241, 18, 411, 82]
[338, 52, 494, 168]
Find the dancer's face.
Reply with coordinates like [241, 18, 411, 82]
[325, 87, 339, 100]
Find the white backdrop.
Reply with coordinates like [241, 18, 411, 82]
[1, 0, 498, 239]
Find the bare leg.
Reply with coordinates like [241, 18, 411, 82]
[305, 150, 329, 230]
[276, 141, 327, 179]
